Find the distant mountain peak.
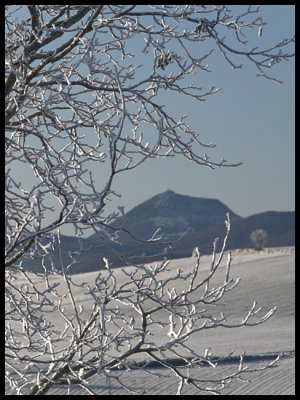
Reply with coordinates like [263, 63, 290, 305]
[125, 190, 240, 235]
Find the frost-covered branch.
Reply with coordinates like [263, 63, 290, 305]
[6, 216, 281, 395]
[5, 5, 294, 395]
[5, 5, 295, 267]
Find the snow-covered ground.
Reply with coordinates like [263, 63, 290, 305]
[5, 246, 295, 395]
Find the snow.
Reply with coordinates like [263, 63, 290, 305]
[6, 246, 295, 395]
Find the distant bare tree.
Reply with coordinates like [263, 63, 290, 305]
[5, 5, 294, 395]
[250, 229, 268, 251]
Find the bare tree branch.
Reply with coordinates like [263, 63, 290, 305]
[5, 5, 294, 395]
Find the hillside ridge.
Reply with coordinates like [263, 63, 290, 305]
[20, 190, 295, 274]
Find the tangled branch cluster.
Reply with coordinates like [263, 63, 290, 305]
[5, 5, 294, 259]
[5, 5, 294, 395]
[6, 215, 279, 395]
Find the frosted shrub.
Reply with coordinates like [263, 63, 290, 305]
[250, 229, 268, 251]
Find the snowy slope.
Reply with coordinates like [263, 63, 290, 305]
[6, 247, 295, 395]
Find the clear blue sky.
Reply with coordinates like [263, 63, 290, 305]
[7, 6, 295, 237]
[110, 6, 295, 217]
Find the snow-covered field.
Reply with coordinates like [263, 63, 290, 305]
[6, 246, 295, 395]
